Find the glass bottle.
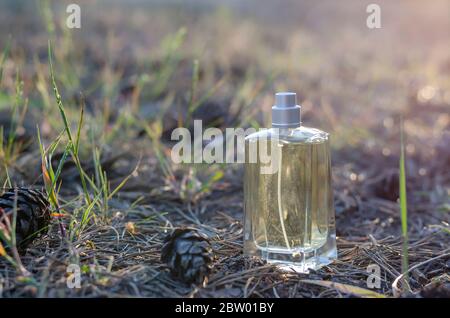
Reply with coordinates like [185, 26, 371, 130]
[244, 92, 337, 272]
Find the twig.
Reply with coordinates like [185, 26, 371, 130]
[392, 250, 450, 297]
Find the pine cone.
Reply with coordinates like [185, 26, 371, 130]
[161, 227, 214, 285]
[0, 188, 51, 249]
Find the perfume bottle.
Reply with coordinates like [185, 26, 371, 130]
[244, 92, 337, 272]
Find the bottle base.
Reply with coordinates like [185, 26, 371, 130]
[264, 247, 337, 273]
[245, 236, 337, 273]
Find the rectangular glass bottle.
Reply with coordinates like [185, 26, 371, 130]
[243, 92, 337, 272]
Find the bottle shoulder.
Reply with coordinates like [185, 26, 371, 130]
[245, 126, 329, 143]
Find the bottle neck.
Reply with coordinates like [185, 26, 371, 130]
[275, 126, 300, 137]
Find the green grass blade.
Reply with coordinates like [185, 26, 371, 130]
[36, 126, 58, 208]
[5, 70, 23, 160]
[48, 41, 73, 144]
[53, 146, 70, 187]
[0, 36, 11, 86]
[48, 41, 92, 204]
[399, 116, 409, 283]
[150, 27, 187, 98]
[186, 59, 200, 125]
[108, 159, 140, 200]
[74, 97, 84, 155]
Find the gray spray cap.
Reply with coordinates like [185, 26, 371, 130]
[272, 92, 301, 128]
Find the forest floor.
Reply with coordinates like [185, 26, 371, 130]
[0, 0, 449, 297]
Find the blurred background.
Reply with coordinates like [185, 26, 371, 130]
[0, 0, 449, 140]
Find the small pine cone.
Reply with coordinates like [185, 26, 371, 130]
[161, 227, 214, 285]
[0, 188, 51, 249]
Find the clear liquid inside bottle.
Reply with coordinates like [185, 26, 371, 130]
[244, 126, 337, 272]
